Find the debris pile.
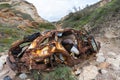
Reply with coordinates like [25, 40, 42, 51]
[7, 29, 100, 72]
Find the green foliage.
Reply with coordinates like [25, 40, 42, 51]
[44, 66, 77, 80]
[31, 70, 42, 80]
[62, 0, 120, 29]
[0, 22, 55, 52]
[0, 3, 55, 52]
[0, 3, 11, 9]
[13, 10, 34, 21]
[0, 24, 24, 52]
[38, 23, 55, 30]
[0, 24, 33, 52]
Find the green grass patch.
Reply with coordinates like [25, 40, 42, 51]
[61, 0, 120, 29]
[0, 22, 55, 52]
[13, 10, 34, 21]
[0, 3, 11, 9]
[43, 66, 77, 80]
[38, 23, 55, 30]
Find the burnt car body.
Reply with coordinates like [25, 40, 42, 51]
[7, 29, 100, 72]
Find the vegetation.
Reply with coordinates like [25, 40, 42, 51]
[43, 66, 77, 80]
[38, 23, 55, 30]
[0, 2, 75, 80]
[13, 10, 34, 21]
[0, 3, 55, 52]
[61, 0, 120, 29]
[0, 3, 11, 9]
[0, 23, 55, 52]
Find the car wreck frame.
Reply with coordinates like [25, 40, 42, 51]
[7, 29, 100, 72]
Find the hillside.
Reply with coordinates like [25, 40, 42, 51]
[60, 0, 119, 36]
[0, 0, 45, 22]
[0, 0, 55, 52]
[59, 0, 120, 48]
[58, 0, 120, 80]
[0, 0, 120, 80]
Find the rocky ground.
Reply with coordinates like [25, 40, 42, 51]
[74, 37, 120, 80]
[0, 36, 120, 80]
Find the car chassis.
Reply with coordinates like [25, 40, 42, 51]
[7, 29, 100, 72]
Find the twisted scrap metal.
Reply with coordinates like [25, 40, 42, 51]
[7, 29, 100, 72]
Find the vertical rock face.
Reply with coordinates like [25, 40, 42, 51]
[0, 0, 46, 23]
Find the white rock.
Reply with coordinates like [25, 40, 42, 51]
[107, 52, 116, 56]
[0, 55, 8, 64]
[0, 62, 3, 71]
[106, 58, 120, 70]
[74, 69, 81, 75]
[96, 56, 105, 63]
[0, 55, 8, 71]
[115, 54, 120, 61]
[19, 73, 27, 80]
[101, 69, 108, 74]
[78, 65, 98, 80]
[96, 52, 104, 57]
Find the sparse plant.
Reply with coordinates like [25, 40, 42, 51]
[61, 0, 120, 29]
[43, 66, 77, 80]
[0, 3, 11, 9]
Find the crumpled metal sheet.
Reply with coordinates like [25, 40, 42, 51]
[7, 29, 100, 72]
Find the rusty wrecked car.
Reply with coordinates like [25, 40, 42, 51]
[7, 29, 100, 72]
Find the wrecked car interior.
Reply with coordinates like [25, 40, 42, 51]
[7, 29, 100, 72]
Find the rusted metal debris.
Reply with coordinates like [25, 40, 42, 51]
[7, 29, 100, 72]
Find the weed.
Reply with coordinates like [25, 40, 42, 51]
[44, 66, 77, 80]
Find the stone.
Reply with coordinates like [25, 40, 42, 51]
[107, 52, 116, 56]
[78, 65, 98, 80]
[96, 52, 104, 56]
[0, 55, 8, 64]
[106, 58, 120, 70]
[74, 69, 81, 75]
[96, 56, 105, 63]
[19, 73, 27, 80]
[0, 55, 8, 71]
[115, 54, 120, 61]
[101, 69, 108, 74]
[0, 62, 3, 71]
[98, 62, 110, 69]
